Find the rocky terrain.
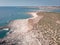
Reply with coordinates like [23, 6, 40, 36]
[0, 12, 60, 45]
[37, 12, 60, 45]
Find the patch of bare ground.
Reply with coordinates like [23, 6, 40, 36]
[36, 12, 60, 45]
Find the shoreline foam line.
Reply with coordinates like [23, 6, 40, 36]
[27, 12, 38, 19]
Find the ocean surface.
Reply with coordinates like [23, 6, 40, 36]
[0, 6, 60, 38]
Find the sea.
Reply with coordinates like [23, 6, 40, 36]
[0, 6, 60, 38]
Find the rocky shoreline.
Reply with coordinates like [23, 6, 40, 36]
[0, 12, 60, 45]
[0, 12, 44, 45]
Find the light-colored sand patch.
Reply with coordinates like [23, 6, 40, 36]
[28, 12, 44, 24]
[28, 12, 38, 19]
[8, 19, 33, 34]
[56, 20, 60, 24]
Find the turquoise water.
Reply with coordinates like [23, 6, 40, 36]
[0, 30, 9, 38]
[0, 6, 39, 38]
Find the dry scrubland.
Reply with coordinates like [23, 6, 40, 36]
[36, 12, 60, 45]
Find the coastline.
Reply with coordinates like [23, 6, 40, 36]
[7, 12, 42, 33]
[0, 11, 60, 45]
[0, 12, 39, 30]
[0, 11, 44, 34]
[2, 11, 43, 45]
